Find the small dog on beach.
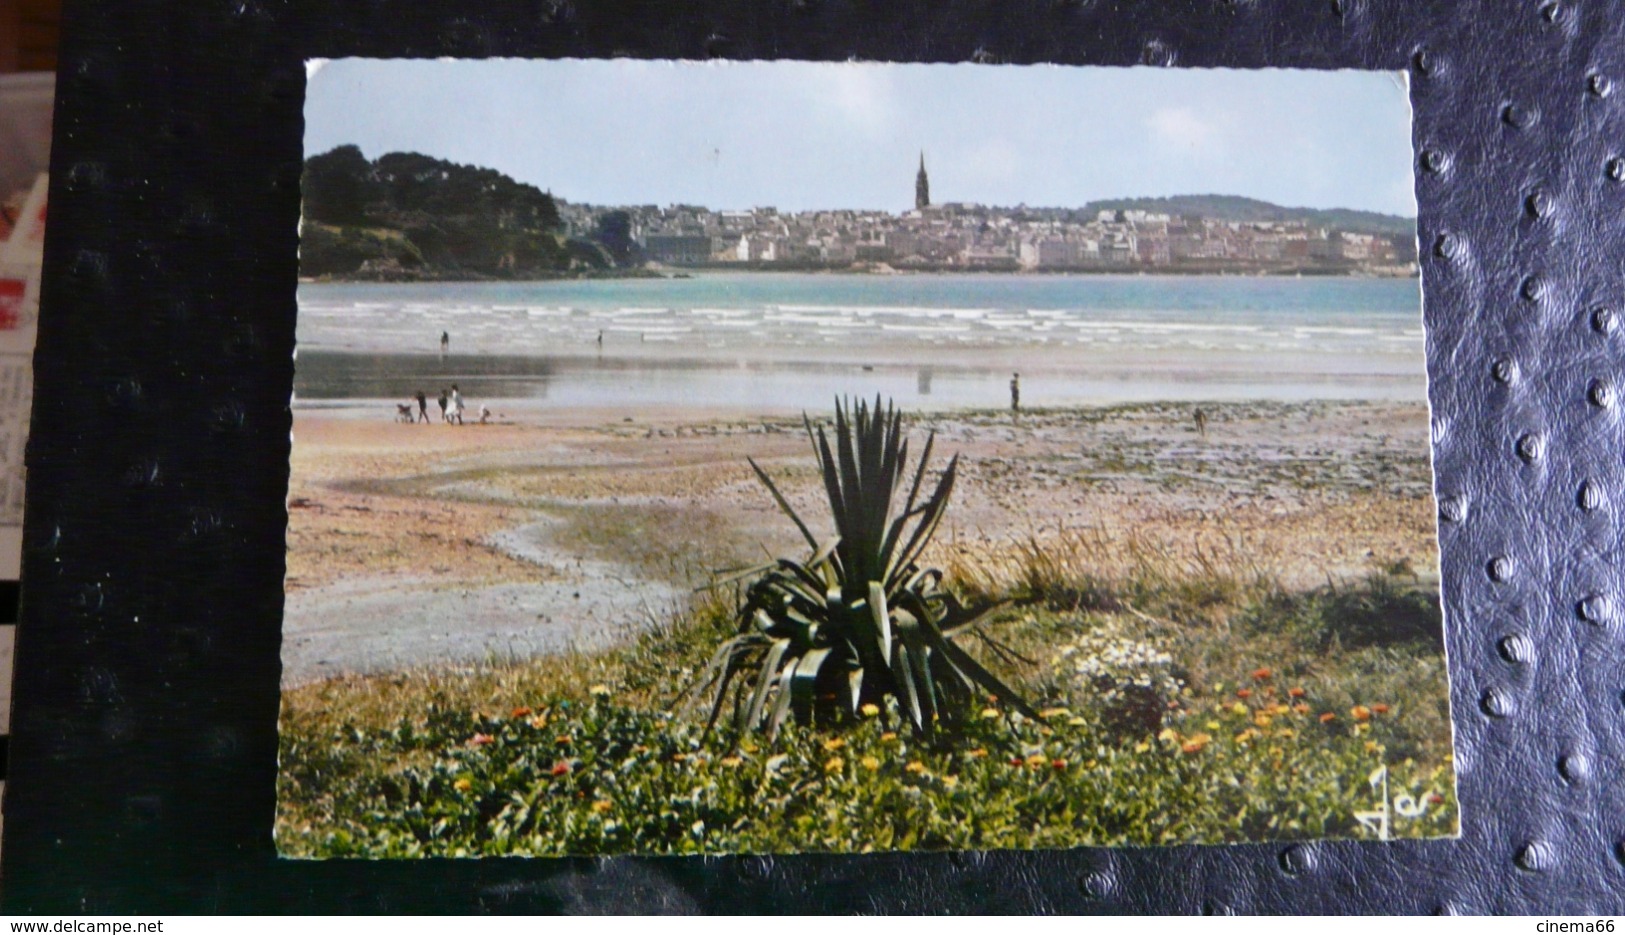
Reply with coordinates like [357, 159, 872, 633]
[395, 403, 416, 423]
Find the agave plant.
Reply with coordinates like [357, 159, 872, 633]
[689, 396, 1037, 741]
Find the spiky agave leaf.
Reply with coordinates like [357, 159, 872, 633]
[688, 396, 1036, 742]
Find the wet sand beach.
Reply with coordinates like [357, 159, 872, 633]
[282, 397, 1437, 685]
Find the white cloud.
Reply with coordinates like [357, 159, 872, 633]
[801, 65, 897, 136]
[1147, 106, 1225, 155]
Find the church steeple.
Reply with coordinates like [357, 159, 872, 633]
[915, 152, 930, 210]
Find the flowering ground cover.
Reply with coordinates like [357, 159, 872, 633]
[277, 552, 1457, 856]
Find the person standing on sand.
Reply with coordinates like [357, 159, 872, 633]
[415, 390, 429, 425]
[479, 403, 491, 425]
[1010, 373, 1021, 414]
[438, 388, 448, 423]
[1194, 407, 1207, 439]
[440, 331, 449, 357]
[450, 384, 465, 425]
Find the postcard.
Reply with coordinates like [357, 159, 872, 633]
[277, 60, 1453, 857]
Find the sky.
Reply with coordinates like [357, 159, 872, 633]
[304, 59, 1416, 216]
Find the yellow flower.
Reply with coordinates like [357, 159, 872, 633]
[1275, 728, 1297, 740]
[860, 703, 881, 718]
[591, 799, 613, 814]
[453, 778, 473, 792]
[1206, 721, 1222, 731]
[980, 707, 1001, 720]
[1025, 754, 1048, 768]
[1230, 702, 1248, 716]
[1364, 740, 1382, 753]
[822, 737, 847, 752]
[719, 756, 743, 768]
[589, 684, 611, 697]
[906, 761, 928, 774]
[943, 775, 960, 789]
[1157, 727, 1180, 743]
[528, 716, 548, 729]
[1067, 717, 1087, 727]
[1253, 714, 1272, 728]
[1133, 741, 1151, 753]
[966, 748, 989, 759]
[741, 741, 759, 754]
[824, 756, 845, 774]
[880, 732, 898, 742]
[1039, 707, 1072, 719]
[861, 756, 880, 770]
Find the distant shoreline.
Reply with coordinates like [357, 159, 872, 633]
[301, 261, 1419, 285]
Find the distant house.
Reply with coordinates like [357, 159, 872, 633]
[642, 233, 713, 265]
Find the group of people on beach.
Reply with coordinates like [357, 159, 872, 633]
[398, 384, 490, 425]
[394, 331, 491, 425]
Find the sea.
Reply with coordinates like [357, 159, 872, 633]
[293, 272, 1428, 413]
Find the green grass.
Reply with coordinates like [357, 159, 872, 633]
[277, 538, 1457, 857]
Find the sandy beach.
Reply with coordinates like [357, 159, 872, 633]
[282, 397, 1437, 685]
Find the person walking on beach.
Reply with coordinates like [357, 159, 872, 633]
[440, 331, 450, 357]
[1194, 406, 1208, 439]
[437, 388, 448, 423]
[449, 384, 465, 425]
[596, 330, 604, 352]
[415, 390, 429, 426]
[479, 403, 491, 425]
[1010, 373, 1021, 415]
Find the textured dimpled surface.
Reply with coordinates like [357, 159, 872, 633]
[4, 0, 1625, 915]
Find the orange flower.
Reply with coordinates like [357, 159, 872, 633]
[1351, 705, 1372, 722]
[1181, 734, 1211, 754]
[1372, 703, 1391, 715]
[453, 778, 473, 792]
[1251, 667, 1272, 681]
[1288, 687, 1306, 698]
[591, 799, 613, 814]
[467, 733, 495, 747]
[550, 762, 571, 776]
[1319, 712, 1337, 723]
[1009, 757, 1025, 767]
[1427, 793, 1445, 804]
[511, 706, 532, 718]
[1293, 703, 1311, 714]
[1236, 688, 1253, 699]
[1052, 758, 1068, 770]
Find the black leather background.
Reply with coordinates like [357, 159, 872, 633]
[2, 0, 1624, 914]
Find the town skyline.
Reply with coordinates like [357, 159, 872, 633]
[305, 60, 1417, 216]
